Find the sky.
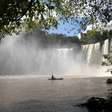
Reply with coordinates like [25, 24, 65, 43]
[48, 18, 83, 37]
[47, 16, 112, 38]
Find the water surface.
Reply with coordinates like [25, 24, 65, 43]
[0, 76, 111, 112]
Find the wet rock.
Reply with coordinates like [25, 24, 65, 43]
[78, 97, 112, 112]
[106, 78, 112, 84]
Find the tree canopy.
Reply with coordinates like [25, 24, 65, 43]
[47, 33, 80, 45]
[0, 0, 62, 34]
[81, 29, 112, 44]
[0, 0, 112, 34]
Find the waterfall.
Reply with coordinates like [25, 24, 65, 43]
[0, 31, 111, 77]
[103, 39, 109, 55]
[82, 39, 112, 65]
[82, 39, 112, 76]
[82, 43, 102, 65]
[0, 34, 82, 75]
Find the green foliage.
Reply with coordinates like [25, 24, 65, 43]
[58, 0, 112, 28]
[0, 0, 66, 34]
[47, 33, 79, 41]
[0, 0, 111, 35]
[47, 33, 80, 46]
[102, 54, 112, 66]
[81, 29, 112, 44]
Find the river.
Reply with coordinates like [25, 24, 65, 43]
[0, 76, 111, 112]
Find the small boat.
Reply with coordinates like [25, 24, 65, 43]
[48, 78, 64, 80]
[48, 74, 64, 80]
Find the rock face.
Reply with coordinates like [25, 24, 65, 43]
[79, 97, 112, 112]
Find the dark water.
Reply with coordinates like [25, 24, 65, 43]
[0, 76, 111, 112]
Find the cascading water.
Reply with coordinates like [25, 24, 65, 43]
[0, 33, 82, 75]
[103, 39, 109, 55]
[82, 39, 112, 76]
[0, 31, 111, 77]
[82, 43, 102, 65]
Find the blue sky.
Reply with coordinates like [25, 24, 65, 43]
[48, 18, 83, 37]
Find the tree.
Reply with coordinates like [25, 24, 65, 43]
[0, 0, 111, 35]
[81, 29, 112, 44]
[65, 0, 112, 25]
[102, 54, 112, 66]
[0, 0, 66, 34]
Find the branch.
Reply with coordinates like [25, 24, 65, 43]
[16, 0, 36, 21]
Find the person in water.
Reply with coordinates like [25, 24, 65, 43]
[51, 74, 55, 79]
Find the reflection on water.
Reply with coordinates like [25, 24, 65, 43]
[0, 77, 111, 112]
